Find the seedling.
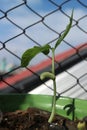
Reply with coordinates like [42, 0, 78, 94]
[21, 10, 73, 123]
[64, 98, 75, 121]
[77, 121, 86, 130]
[77, 116, 87, 130]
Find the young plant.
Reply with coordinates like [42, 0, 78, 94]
[21, 10, 73, 123]
[77, 121, 86, 130]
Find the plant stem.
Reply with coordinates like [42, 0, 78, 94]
[48, 48, 56, 123]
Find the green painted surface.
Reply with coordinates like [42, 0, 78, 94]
[0, 94, 87, 120]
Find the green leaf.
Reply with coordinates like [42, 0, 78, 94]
[63, 103, 75, 116]
[55, 9, 73, 49]
[40, 72, 55, 80]
[21, 44, 51, 67]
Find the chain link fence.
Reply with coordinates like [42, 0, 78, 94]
[0, 0, 87, 98]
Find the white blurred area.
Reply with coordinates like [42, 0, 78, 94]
[29, 60, 87, 100]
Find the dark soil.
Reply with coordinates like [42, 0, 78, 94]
[0, 108, 78, 130]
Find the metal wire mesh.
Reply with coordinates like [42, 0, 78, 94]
[0, 0, 87, 98]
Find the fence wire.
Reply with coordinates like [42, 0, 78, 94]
[0, 0, 87, 99]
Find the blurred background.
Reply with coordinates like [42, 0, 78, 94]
[0, 0, 87, 97]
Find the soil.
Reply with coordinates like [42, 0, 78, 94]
[0, 108, 79, 130]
